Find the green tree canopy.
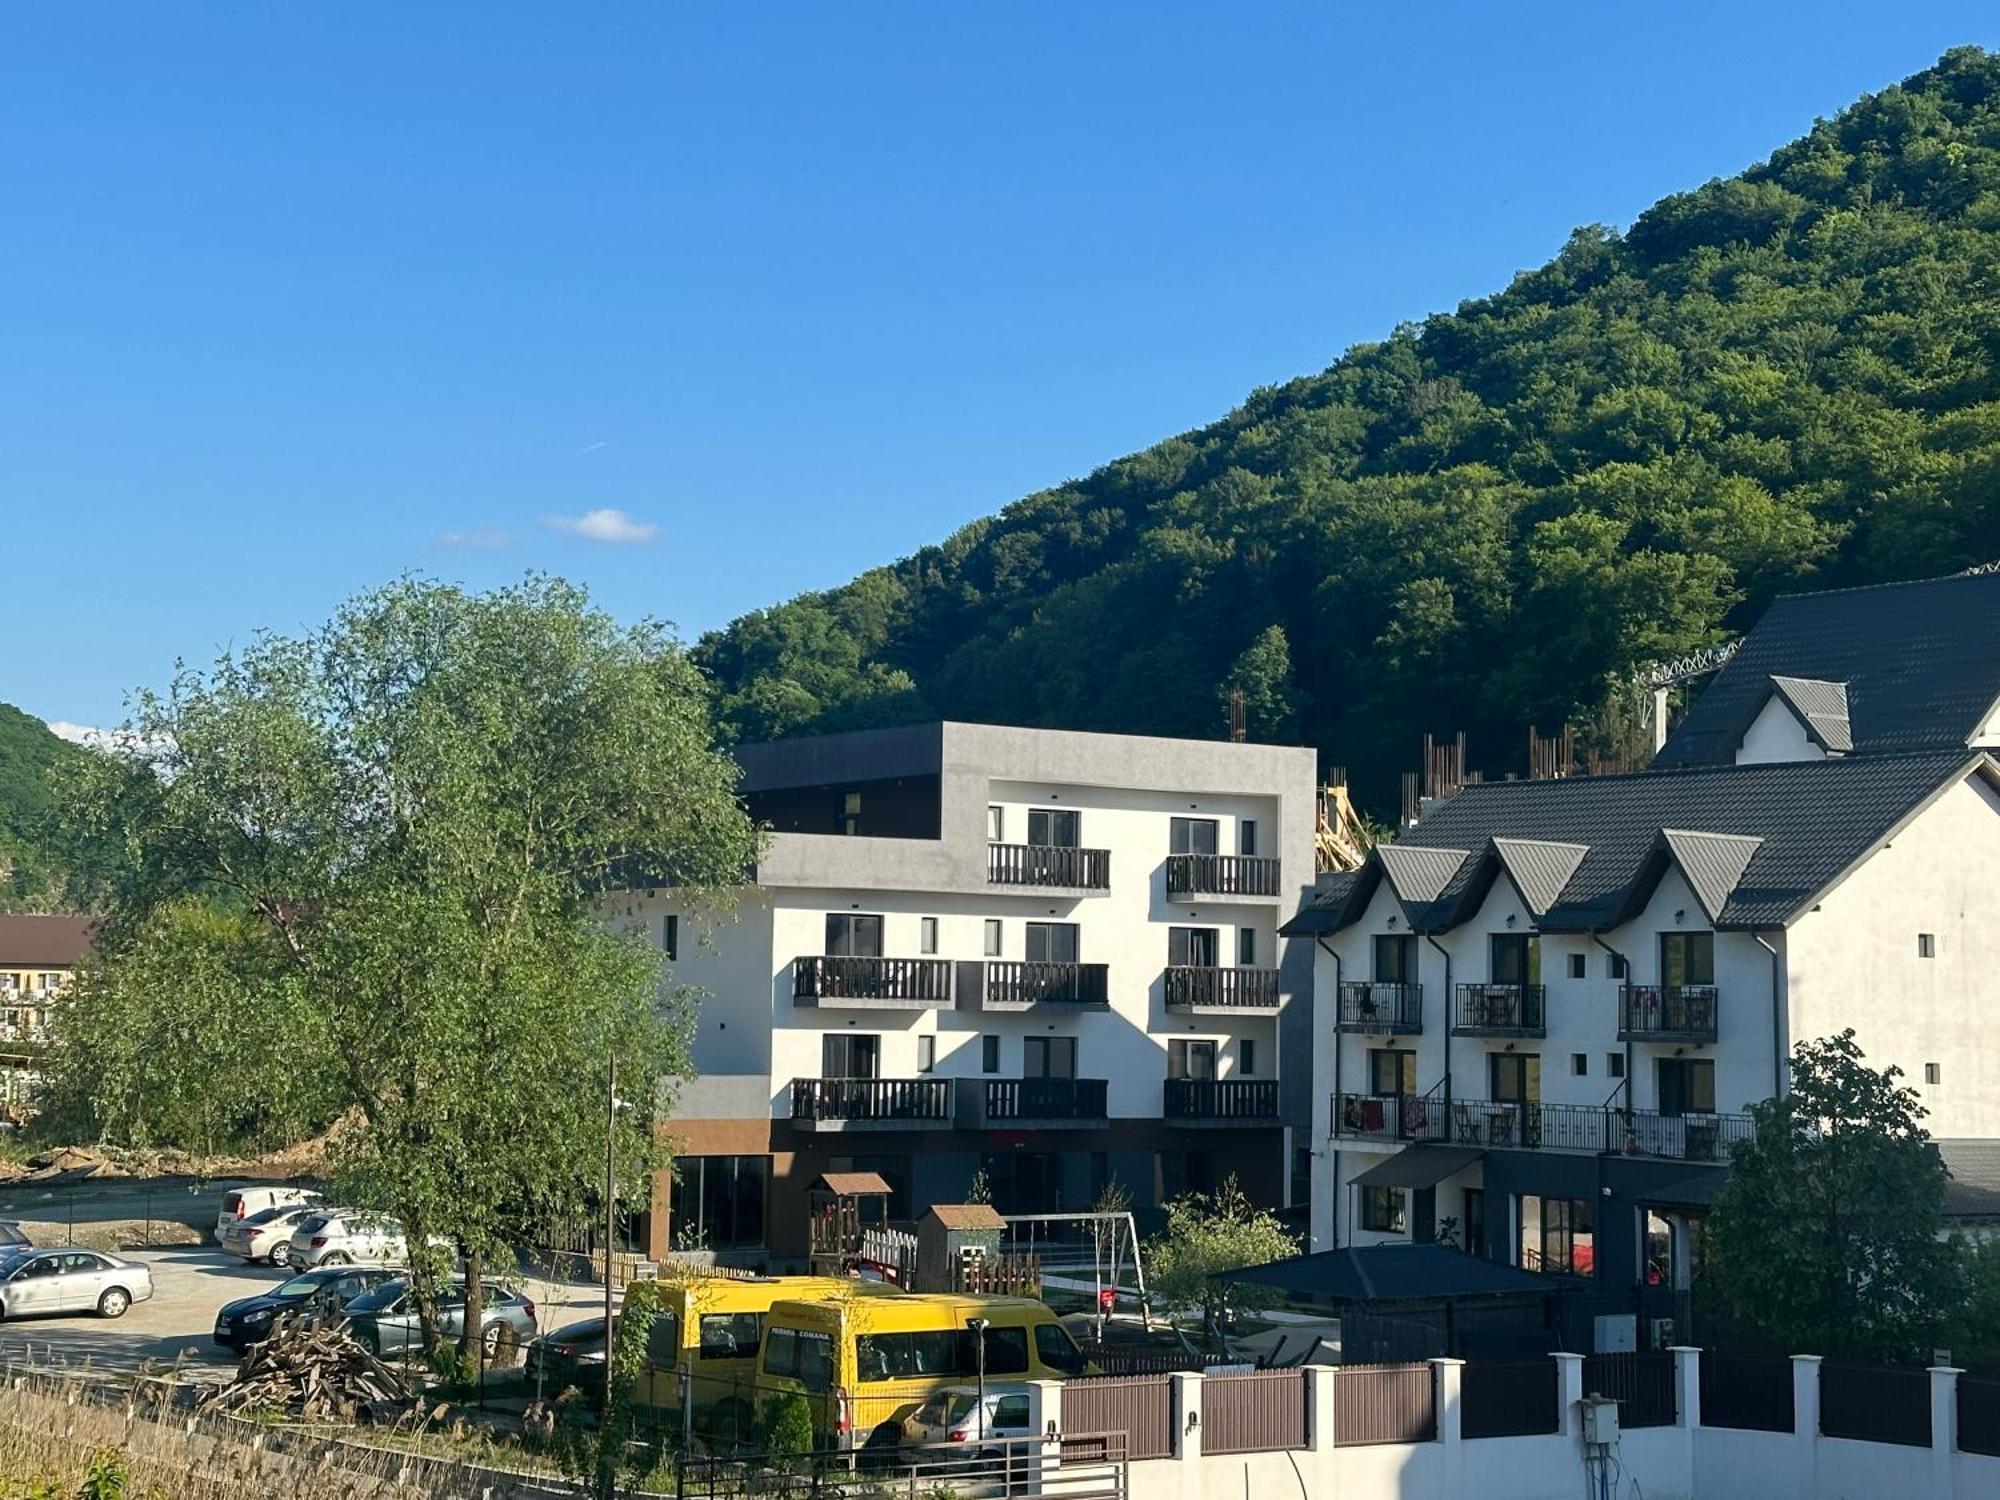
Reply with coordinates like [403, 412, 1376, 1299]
[1148, 1175, 1298, 1338]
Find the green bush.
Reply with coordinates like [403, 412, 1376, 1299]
[760, 1391, 815, 1458]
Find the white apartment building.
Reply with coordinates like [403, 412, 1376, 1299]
[614, 720, 1318, 1266]
[1291, 569, 2000, 1353]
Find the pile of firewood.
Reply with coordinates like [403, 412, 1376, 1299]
[202, 1320, 409, 1421]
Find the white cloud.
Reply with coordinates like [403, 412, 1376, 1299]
[437, 527, 517, 550]
[46, 721, 172, 759]
[574, 440, 609, 456]
[542, 508, 658, 544]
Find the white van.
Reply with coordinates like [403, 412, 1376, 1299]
[213, 1185, 319, 1243]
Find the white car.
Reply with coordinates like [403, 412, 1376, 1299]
[213, 1185, 318, 1243]
[218, 1203, 321, 1266]
[904, 1384, 1034, 1449]
[0, 1248, 154, 1321]
[286, 1210, 409, 1269]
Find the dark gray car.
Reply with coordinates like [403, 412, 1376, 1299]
[342, 1276, 537, 1362]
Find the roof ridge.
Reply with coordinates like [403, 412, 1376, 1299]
[1769, 569, 2000, 604]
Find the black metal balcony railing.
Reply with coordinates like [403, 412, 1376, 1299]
[987, 843, 1112, 890]
[1163, 966, 1281, 1011]
[984, 961, 1111, 1008]
[984, 1077, 1109, 1122]
[1332, 1090, 1447, 1143]
[1164, 1078, 1280, 1122]
[1452, 983, 1547, 1035]
[1445, 1098, 1755, 1162]
[793, 955, 953, 1005]
[1165, 853, 1282, 899]
[1620, 985, 1720, 1043]
[790, 1078, 954, 1125]
[1337, 981, 1424, 1032]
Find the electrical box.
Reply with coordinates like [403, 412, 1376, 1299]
[1582, 1397, 1621, 1446]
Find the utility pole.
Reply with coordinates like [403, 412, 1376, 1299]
[603, 1050, 618, 1415]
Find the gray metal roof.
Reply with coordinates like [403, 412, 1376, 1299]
[1376, 843, 1470, 907]
[1292, 750, 1985, 935]
[1656, 571, 2000, 766]
[1216, 1243, 1578, 1302]
[1939, 1139, 2000, 1221]
[1491, 838, 1590, 916]
[1768, 675, 1853, 753]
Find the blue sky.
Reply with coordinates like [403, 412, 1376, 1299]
[6, 4, 1997, 731]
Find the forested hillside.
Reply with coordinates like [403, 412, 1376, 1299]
[0, 703, 86, 910]
[696, 47, 2000, 805]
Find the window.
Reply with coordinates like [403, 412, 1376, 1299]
[841, 789, 863, 837]
[917, 1035, 936, 1074]
[1373, 934, 1416, 983]
[1518, 1193, 1594, 1275]
[764, 1327, 835, 1391]
[822, 1033, 880, 1079]
[1036, 1323, 1088, 1376]
[1237, 928, 1257, 966]
[663, 915, 679, 961]
[647, 1314, 682, 1366]
[1490, 1053, 1540, 1106]
[1490, 933, 1541, 985]
[983, 1325, 1030, 1375]
[984, 919, 1003, 957]
[1361, 1186, 1407, 1234]
[981, 1035, 1001, 1074]
[1369, 1048, 1416, 1096]
[37, 973, 62, 990]
[1292, 1146, 1313, 1210]
[667, 1156, 770, 1252]
[1168, 1039, 1217, 1080]
[1025, 922, 1079, 964]
[1024, 1036, 1077, 1079]
[1643, 1210, 1673, 1287]
[1170, 817, 1219, 856]
[1657, 1058, 1715, 1116]
[1660, 931, 1714, 987]
[1606, 1053, 1625, 1079]
[825, 913, 884, 957]
[1239, 820, 1258, 857]
[1169, 927, 1219, 968]
[1919, 933, 1937, 958]
[1463, 1188, 1486, 1257]
[699, 1312, 763, 1359]
[1606, 953, 1628, 979]
[1926, 1062, 1942, 1085]
[1567, 953, 1586, 979]
[987, 805, 1004, 842]
[1571, 1053, 1588, 1077]
[920, 917, 938, 955]
[1027, 808, 1080, 848]
[1240, 1039, 1257, 1076]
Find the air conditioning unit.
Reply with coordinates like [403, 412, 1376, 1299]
[1649, 1317, 1677, 1351]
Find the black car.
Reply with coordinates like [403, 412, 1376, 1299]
[212, 1264, 399, 1351]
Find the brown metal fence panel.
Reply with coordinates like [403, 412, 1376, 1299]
[1582, 1352, 1676, 1428]
[1699, 1352, 1794, 1432]
[1820, 1363, 1930, 1448]
[1204, 1369, 1308, 1454]
[1062, 1374, 1174, 1461]
[1334, 1363, 1437, 1446]
[1960, 1374, 2000, 1458]
[1461, 1359, 1558, 1439]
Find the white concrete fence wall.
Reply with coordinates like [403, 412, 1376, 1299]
[1026, 1350, 1999, 1500]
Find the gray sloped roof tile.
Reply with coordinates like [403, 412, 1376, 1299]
[1490, 838, 1590, 916]
[1660, 829, 1765, 923]
[1376, 843, 1471, 906]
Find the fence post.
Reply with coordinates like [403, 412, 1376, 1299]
[1790, 1354, 1821, 1500]
[1930, 1365, 1961, 1500]
[1671, 1346, 1701, 1496]
[1172, 1370, 1204, 1459]
[1433, 1357, 1464, 1500]
[1554, 1351, 1585, 1439]
[1304, 1363, 1337, 1495]
[1027, 1378, 1063, 1494]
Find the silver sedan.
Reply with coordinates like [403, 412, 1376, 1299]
[0, 1248, 155, 1321]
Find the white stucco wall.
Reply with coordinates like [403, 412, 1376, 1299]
[1787, 769, 2000, 1135]
[1735, 693, 1825, 764]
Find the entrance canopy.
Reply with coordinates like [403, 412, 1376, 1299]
[1349, 1145, 1484, 1191]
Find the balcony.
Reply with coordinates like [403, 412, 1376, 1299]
[961, 1077, 1110, 1130]
[1452, 983, 1546, 1037]
[1163, 1078, 1280, 1127]
[1445, 1099, 1754, 1162]
[792, 956, 953, 1010]
[986, 843, 1112, 892]
[1337, 981, 1423, 1034]
[1620, 984, 1720, 1044]
[1164, 966, 1281, 1014]
[789, 1078, 955, 1132]
[1332, 1090, 1446, 1143]
[973, 960, 1112, 1012]
[1165, 853, 1283, 901]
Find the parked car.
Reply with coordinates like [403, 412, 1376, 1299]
[213, 1185, 318, 1243]
[524, 1316, 608, 1391]
[0, 1222, 30, 1248]
[219, 1203, 322, 1266]
[212, 1265, 401, 1352]
[0, 1249, 153, 1321]
[286, 1210, 407, 1268]
[904, 1384, 1034, 1450]
[341, 1276, 538, 1363]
